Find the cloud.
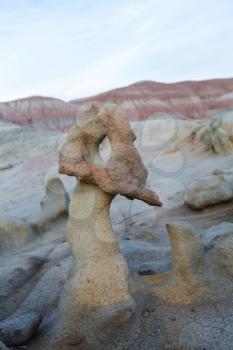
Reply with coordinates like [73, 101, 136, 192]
[0, 0, 233, 101]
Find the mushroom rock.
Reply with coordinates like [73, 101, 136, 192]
[56, 103, 162, 347]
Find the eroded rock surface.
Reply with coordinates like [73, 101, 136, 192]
[0, 94, 233, 349]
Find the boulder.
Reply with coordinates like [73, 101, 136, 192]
[185, 175, 233, 209]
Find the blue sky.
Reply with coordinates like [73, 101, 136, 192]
[0, 0, 233, 101]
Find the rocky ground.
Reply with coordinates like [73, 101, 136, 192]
[0, 110, 233, 349]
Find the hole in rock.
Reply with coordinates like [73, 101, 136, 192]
[99, 136, 112, 163]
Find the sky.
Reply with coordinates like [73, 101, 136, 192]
[0, 0, 233, 102]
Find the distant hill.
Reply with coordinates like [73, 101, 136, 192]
[1, 78, 233, 131]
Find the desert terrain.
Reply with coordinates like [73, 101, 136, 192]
[0, 79, 233, 350]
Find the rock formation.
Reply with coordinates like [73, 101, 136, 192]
[0, 177, 69, 253]
[147, 223, 205, 303]
[1, 80, 233, 349]
[188, 115, 233, 154]
[209, 116, 233, 154]
[37, 177, 70, 228]
[59, 103, 161, 205]
[56, 103, 162, 346]
[185, 174, 233, 210]
[147, 222, 233, 304]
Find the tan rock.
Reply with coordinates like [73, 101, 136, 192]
[185, 175, 233, 209]
[149, 223, 205, 304]
[59, 103, 162, 206]
[209, 116, 233, 154]
[57, 103, 162, 345]
[167, 223, 205, 282]
[147, 222, 233, 305]
[186, 114, 233, 155]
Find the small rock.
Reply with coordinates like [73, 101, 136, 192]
[136, 230, 158, 240]
[0, 312, 42, 346]
[138, 266, 155, 275]
[0, 164, 13, 171]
